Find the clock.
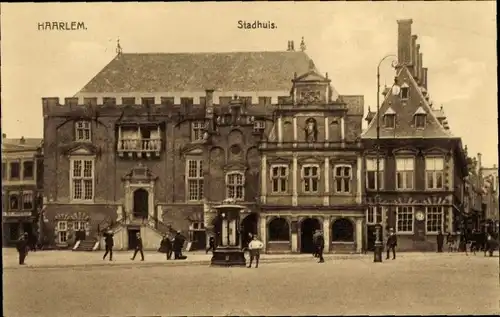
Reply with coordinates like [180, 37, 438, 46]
[415, 211, 425, 221]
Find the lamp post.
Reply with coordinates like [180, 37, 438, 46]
[374, 54, 397, 263]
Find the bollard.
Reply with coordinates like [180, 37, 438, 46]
[374, 224, 383, 263]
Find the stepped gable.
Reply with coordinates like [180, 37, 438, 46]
[77, 51, 317, 94]
[361, 66, 453, 139]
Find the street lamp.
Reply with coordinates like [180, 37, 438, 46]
[374, 54, 398, 263]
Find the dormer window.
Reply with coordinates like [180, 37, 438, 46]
[414, 106, 427, 129]
[400, 83, 409, 100]
[383, 107, 396, 128]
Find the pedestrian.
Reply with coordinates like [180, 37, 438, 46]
[131, 232, 144, 261]
[386, 228, 397, 260]
[16, 233, 28, 265]
[159, 234, 172, 260]
[316, 230, 325, 263]
[247, 235, 263, 268]
[484, 233, 495, 257]
[437, 230, 444, 253]
[446, 233, 454, 252]
[206, 235, 216, 254]
[173, 231, 186, 260]
[103, 230, 114, 261]
[312, 230, 320, 258]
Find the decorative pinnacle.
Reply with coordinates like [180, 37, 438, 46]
[300, 37, 306, 52]
[116, 38, 123, 55]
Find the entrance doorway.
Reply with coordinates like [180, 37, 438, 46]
[300, 218, 321, 253]
[133, 189, 149, 219]
[127, 228, 140, 250]
[8, 223, 20, 241]
[366, 225, 376, 251]
[241, 213, 259, 249]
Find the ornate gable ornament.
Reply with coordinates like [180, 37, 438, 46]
[122, 163, 157, 182]
[223, 162, 248, 173]
[62, 143, 99, 156]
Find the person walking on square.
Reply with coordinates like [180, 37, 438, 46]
[312, 230, 320, 258]
[103, 230, 114, 261]
[173, 231, 186, 260]
[247, 235, 263, 268]
[131, 232, 144, 261]
[446, 232, 454, 252]
[16, 233, 29, 265]
[159, 234, 172, 260]
[386, 228, 397, 260]
[437, 230, 444, 253]
[206, 235, 216, 254]
[316, 230, 325, 263]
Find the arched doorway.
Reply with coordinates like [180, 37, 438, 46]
[241, 213, 259, 248]
[332, 218, 354, 242]
[300, 218, 321, 253]
[133, 189, 149, 219]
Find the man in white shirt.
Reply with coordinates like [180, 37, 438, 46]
[247, 235, 263, 268]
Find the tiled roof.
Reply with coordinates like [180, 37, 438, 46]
[77, 51, 317, 94]
[2, 138, 43, 152]
[361, 66, 453, 139]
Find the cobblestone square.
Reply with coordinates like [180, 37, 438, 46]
[4, 252, 498, 316]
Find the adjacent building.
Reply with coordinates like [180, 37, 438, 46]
[2, 134, 44, 246]
[361, 19, 468, 251]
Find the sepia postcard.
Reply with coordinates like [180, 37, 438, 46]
[1, 2, 498, 316]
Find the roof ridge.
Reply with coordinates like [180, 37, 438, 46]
[118, 51, 307, 55]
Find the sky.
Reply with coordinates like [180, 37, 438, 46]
[1, 2, 497, 166]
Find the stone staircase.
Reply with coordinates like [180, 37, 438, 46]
[72, 239, 99, 252]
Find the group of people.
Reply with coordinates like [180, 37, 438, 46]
[101, 230, 187, 262]
[158, 232, 187, 260]
[441, 229, 498, 256]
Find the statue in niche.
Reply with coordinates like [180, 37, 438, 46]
[304, 118, 318, 142]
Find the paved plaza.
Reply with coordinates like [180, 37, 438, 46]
[3, 250, 499, 316]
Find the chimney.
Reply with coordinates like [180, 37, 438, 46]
[291, 40, 295, 51]
[205, 89, 214, 119]
[20, 136, 25, 144]
[478, 153, 483, 172]
[397, 19, 413, 66]
[287, 41, 291, 51]
[411, 35, 418, 77]
[414, 43, 420, 81]
[422, 68, 428, 89]
[418, 52, 423, 86]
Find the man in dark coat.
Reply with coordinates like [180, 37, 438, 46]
[206, 235, 216, 254]
[131, 232, 144, 261]
[437, 230, 444, 253]
[16, 233, 29, 265]
[173, 231, 185, 260]
[159, 234, 172, 260]
[315, 231, 325, 263]
[103, 231, 114, 261]
[312, 230, 320, 258]
[386, 228, 397, 260]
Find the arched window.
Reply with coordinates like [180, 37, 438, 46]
[331, 218, 354, 242]
[268, 218, 290, 241]
[226, 172, 245, 200]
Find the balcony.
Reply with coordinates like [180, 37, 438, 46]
[117, 138, 161, 158]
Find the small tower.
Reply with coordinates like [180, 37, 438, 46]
[300, 37, 306, 52]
